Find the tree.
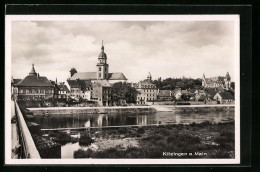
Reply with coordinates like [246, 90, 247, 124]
[111, 82, 139, 105]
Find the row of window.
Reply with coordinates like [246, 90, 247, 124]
[143, 89, 156, 92]
[19, 89, 53, 94]
[142, 85, 156, 88]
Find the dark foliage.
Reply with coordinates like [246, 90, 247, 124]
[152, 77, 202, 90]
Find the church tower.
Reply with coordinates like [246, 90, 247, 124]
[29, 64, 37, 76]
[147, 72, 152, 83]
[97, 41, 109, 80]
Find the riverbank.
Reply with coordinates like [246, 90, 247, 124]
[27, 106, 156, 115]
[72, 121, 234, 159]
[26, 104, 235, 115]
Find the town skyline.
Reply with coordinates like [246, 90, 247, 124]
[11, 20, 237, 83]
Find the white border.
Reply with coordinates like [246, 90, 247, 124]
[5, 15, 240, 165]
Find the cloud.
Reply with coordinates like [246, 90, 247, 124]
[11, 20, 236, 83]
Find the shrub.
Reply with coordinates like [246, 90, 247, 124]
[79, 133, 94, 146]
[118, 127, 128, 134]
[74, 149, 93, 158]
[137, 127, 145, 134]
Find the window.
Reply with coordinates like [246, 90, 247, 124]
[99, 73, 101, 77]
[105, 73, 106, 78]
[99, 67, 101, 71]
[19, 89, 23, 93]
[105, 67, 106, 71]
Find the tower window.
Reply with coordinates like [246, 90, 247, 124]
[99, 73, 101, 77]
[105, 67, 106, 71]
[99, 67, 101, 71]
[105, 73, 106, 78]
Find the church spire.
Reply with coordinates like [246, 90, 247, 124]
[101, 40, 104, 52]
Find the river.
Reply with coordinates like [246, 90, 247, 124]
[34, 110, 234, 129]
[32, 110, 234, 158]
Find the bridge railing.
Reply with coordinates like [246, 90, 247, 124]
[14, 100, 41, 159]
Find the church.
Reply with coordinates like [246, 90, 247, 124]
[202, 72, 231, 90]
[68, 42, 128, 84]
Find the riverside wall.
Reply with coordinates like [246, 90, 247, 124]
[27, 106, 157, 115]
[173, 105, 235, 112]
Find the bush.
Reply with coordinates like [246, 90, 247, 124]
[79, 133, 94, 146]
[74, 149, 93, 158]
[137, 128, 145, 134]
[118, 127, 128, 134]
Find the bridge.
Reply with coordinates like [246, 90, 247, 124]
[13, 100, 41, 159]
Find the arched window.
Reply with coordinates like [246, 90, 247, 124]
[99, 67, 101, 71]
[105, 67, 106, 71]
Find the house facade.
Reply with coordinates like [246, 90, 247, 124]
[67, 79, 93, 100]
[57, 82, 69, 100]
[157, 90, 173, 101]
[133, 73, 158, 103]
[13, 64, 54, 100]
[91, 80, 112, 106]
[213, 92, 234, 104]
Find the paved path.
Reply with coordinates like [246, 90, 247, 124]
[11, 100, 19, 158]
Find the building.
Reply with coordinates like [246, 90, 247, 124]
[69, 42, 128, 84]
[11, 78, 21, 99]
[67, 79, 93, 100]
[57, 82, 70, 100]
[173, 88, 182, 100]
[195, 90, 207, 101]
[204, 88, 218, 101]
[188, 89, 196, 101]
[133, 73, 157, 103]
[213, 92, 234, 104]
[202, 72, 231, 90]
[157, 90, 173, 101]
[91, 80, 112, 106]
[136, 93, 147, 105]
[13, 64, 54, 100]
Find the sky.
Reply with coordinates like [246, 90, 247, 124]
[11, 20, 237, 83]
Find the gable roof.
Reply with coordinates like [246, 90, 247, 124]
[71, 72, 97, 80]
[158, 90, 171, 97]
[70, 72, 127, 81]
[67, 79, 93, 91]
[108, 73, 128, 80]
[12, 79, 22, 85]
[58, 84, 69, 92]
[14, 75, 53, 87]
[218, 92, 234, 100]
[67, 80, 81, 88]
[204, 88, 217, 98]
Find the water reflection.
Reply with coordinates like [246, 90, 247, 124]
[34, 111, 234, 129]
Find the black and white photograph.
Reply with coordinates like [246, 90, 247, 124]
[5, 15, 240, 164]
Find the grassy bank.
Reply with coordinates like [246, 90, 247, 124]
[73, 121, 234, 159]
